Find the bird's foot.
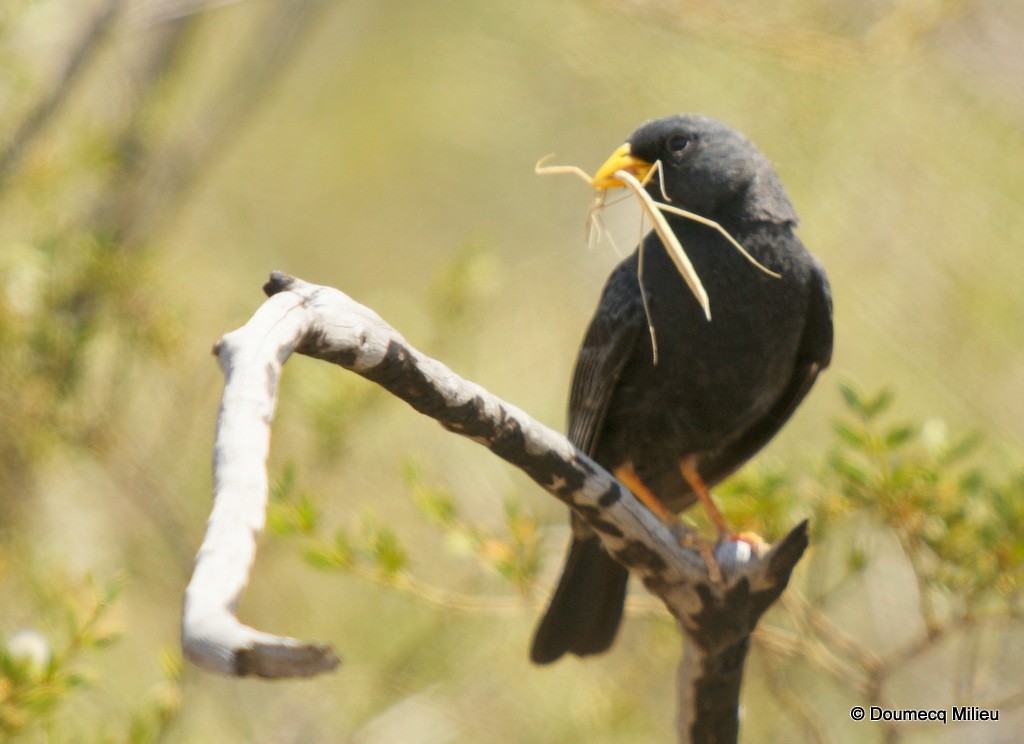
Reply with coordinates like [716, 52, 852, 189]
[731, 531, 770, 557]
[678, 530, 772, 585]
[680, 531, 724, 585]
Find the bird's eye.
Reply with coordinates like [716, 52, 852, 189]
[667, 135, 691, 154]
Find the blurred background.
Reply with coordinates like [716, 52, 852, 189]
[1, 0, 1022, 741]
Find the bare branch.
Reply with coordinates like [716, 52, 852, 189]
[181, 288, 340, 677]
[182, 273, 808, 741]
[676, 524, 808, 743]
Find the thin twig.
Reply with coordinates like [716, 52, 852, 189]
[106, 0, 328, 248]
[0, 0, 124, 189]
[757, 650, 832, 744]
[752, 625, 873, 696]
[783, 592, 883, 672]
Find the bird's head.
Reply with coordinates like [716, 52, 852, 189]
[591, 115, 798, 225]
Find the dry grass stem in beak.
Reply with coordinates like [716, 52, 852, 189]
[656, 201, 781, 279]
[613, 169, 711, 321]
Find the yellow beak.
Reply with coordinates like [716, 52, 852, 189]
[590, 143, 654, 189]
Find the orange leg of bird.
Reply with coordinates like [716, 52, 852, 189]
[679, 457, 733, 584]
[678, 457, 769, 564]
[614, 462, 723, 584]
[613, 463, 674, 525]
[679, 456, 732, 539]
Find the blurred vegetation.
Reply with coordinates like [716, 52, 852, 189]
[0, 574, 182, 742]
[269, 384, 1024, 743]
[1, 0, 1023, 741]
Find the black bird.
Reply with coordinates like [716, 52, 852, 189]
[531, 115, 833, 664]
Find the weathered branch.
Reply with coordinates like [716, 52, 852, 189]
[182, 273, 808, 741]
[676, 524, 808, 742]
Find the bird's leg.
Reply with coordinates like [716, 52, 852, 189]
[679, 457, 735, 585]
[679, 456, 731, 538]
[679, 457, 769, 562]
[613, 463, 723, 584]
[613, 463, 673, 524]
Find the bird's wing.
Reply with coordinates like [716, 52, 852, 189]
[699, 255, 834, 484]
[567, 268, 644, 457]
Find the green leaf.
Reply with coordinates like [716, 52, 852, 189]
[864, 388, 894, 418]
[838, 381, 863, 412]
[303, 542, 349, 571]
[271, 462, 298, 502]
[940, 431, 983, 465]
[87, 629, 122, 649]
[294, 495, 321, 533]
[884, 425, 915, 449]
[831, 455, 868, 488]
[266, 506, 294, 536]
[833, 421, 867, 449]
[414, 487, 457, 526]
[333, 529, 354, 566]
[158, 647, 182, 682]
[372, 527, 407, 578]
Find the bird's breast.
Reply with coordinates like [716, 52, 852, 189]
[608, 224, 809, 455]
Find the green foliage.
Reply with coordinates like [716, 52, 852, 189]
[360, 514, 410, 579]
[427, 239, 500, 336]
[713, 466, 798, 539]
[0, 575, 181, 743]
[0, 152, 178, 517]
[302, 529, 355, 572]
[285, 364, 384, 463]
[496, 498, 542, 589]
[300, 516, 408, 580]
[714, 383, 1023, 614]
[822, 381, 1022, 604]
[122, 647, 183, 744]
[685, 385, 1024, 739]
[268, 461, 322, 536]
[272, 459, 542, 594]
[406, 459, 458, 527]
[404, 459, 541, 591]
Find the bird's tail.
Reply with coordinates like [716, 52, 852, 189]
[530, 536, 629, 664]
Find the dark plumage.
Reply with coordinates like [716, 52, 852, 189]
[531, 115, 833, 664]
